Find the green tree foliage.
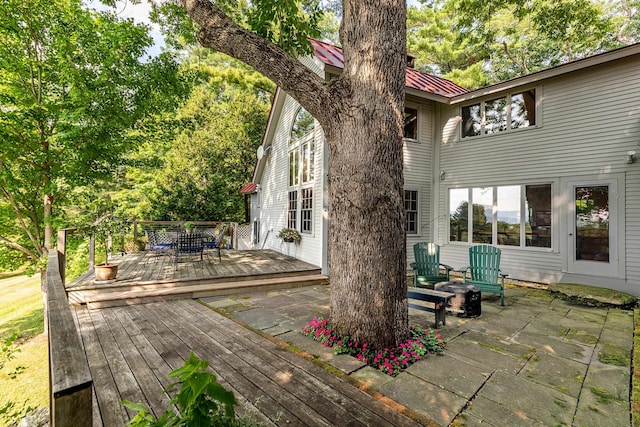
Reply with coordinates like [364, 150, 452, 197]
[409, 0, 634, 88]
[407, 0, 491, 87]
[0, 0, 184, 272]
[150, 83, 269, 222]
[104, 49, 272, 224]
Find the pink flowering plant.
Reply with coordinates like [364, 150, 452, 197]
[300, 317, 444, 376]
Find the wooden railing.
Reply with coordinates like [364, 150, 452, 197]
[45, 249, 93, 426]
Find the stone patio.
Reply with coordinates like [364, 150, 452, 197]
[201, 283, 634, 426]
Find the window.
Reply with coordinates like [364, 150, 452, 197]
[449, 183, 551, 248]
[525, 184, 551, 248]
[301, 188, 313, 233]
[291, 108, 314, 143]
[287, 190, 298, 229]
[302, 140, 314, 183]
[289, 150, 299, 187]
[405, 190, 419, 234]
[461, 89, 536, 138]
[404, 107, 418, 140]
[449, 188, 469, 242]
[497, 186, 521, 246]
[288, 106, 315, 235]
[472, 187, 493, 243]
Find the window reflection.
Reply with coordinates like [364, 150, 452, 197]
[404, 107, 418, 140]
[485, 97, 507, 134]
[511, 90, 536, 129]
[462, 103, 481, 137]
[291, 108, 314, 143]
[472, 187, 493, 243]
[575, 186, 609, 262]
[497, 186, 520, 246]
[525, 184, 551, 248]
[449, 189, 469, 242]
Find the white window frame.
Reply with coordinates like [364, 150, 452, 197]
[460, 87, 538, 139]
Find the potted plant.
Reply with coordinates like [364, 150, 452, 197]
[92, 214, 130, 281]
[183, 221, 195, 234]
[277, 228, 301, 244]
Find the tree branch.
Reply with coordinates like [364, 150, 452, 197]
[0, 180, 41, 252]
[182, 0, 337, 125]
[0, 234, 41, 261]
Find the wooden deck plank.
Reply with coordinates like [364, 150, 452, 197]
[86, 308, 148, 419]
[174, 300, 372, 427]
[141, 301, 317, 426]
[124, 303, 273, 425]
[100, 308, 172, 417]
[168, 300, 350, 426]
[179, 300, 420, 427]
[74, 306, 128, 427]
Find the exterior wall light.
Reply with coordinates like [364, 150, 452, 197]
[627, 150, 636, 164]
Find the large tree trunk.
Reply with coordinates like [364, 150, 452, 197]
[185, 0, 409, 350]
[325, 0, 409, 348]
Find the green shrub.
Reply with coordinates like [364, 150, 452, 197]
[124, 352, 265, 427]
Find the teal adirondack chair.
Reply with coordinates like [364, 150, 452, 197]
[410, 243, 453, 288]
[459, 245, 508, 305]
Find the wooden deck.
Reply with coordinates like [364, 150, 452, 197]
[67, 250, 327, 307]
[74, 299, 421, 426]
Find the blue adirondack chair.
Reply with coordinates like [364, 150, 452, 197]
[459, 245, 508, 305]
[410, 242, 453, 288]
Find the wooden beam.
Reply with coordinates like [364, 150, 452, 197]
[46, 249, 93, 426]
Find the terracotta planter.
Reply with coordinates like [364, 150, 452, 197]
[95, 263, 118, 281]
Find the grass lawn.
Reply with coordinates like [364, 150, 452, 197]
[0, 272, 48, 426]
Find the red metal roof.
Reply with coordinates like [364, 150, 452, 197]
[309, 39, 468, 98]
[239, 182, 257, 194]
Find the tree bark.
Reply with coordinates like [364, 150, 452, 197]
[326, 0, 409, 348]
[184, 0, 409, 349]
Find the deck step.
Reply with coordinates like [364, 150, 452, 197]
[68, 273, 328, 308]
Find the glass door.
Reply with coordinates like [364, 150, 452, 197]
[568, 180, 618, 277]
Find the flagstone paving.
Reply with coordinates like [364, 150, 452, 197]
[202, 284, 634, 426]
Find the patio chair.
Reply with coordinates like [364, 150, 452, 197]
[202, 227, 224, 263]
[175, 232, 204, 269]
[145, 230, 175, 263]
[410, 242, 453, 289]
[459, 244, 508, 305]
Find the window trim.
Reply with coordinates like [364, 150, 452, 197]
[459, 86, 539, 140]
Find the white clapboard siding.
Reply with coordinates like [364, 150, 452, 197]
[405, 98, 435, 265]
[435, 56, 640, 293]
